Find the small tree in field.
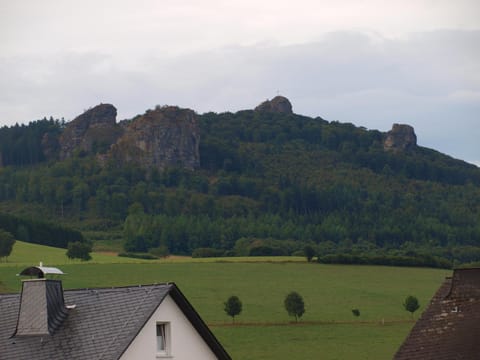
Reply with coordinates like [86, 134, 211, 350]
[352, 309, 360, 318]
[224, 295, 242, 323]
[284, 291, 305, 322]
[403, 295, 420, 319]
[66, 241, 92, 261]
[0, 229, 16, 262]
[304, 245, 316, 262]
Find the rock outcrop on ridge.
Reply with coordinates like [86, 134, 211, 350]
[58, 104, 200, 172]
[254, 96, 293, 114]
[58, 104, 121, 160]
[384, 123, 417, 152]
[108, 106, 200, 171]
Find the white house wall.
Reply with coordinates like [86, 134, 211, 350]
[119, 294, 218, 360]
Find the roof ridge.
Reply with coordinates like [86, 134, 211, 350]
[64, 282, 173, 293]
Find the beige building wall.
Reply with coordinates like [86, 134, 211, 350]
[120, 294, 218, 360]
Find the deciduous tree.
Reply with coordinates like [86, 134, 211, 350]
[304, 245, 316, 262]
[0, 229, 16, 262]
[403, 295, 420, 319]
[66, 241, 92, 261]
[224, 295, 242, 323]
[284, 291, 305, 322]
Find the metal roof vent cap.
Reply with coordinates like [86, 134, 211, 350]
[17, 261, 65, 279]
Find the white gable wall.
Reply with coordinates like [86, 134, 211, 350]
[120, 294, 218, 360]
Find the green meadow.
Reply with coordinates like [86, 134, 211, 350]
[0, 241, 450, 359]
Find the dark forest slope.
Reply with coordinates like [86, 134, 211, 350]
[1, 97, 479, 266]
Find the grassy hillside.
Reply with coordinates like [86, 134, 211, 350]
[0, 242, 450, 359]
[0, 241, 145, 266]
[0, 240, 308, 267]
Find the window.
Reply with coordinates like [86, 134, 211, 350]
[156, 323, 170, 356]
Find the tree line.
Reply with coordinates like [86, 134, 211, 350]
[0, 117, 63, 167]
[223, 292, 420, 324]
[0, 213, 84, 248]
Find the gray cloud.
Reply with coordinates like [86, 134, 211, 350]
[0, 30, 478, 165]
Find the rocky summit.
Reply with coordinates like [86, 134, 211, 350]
[58, 103, 121, 160]
[108, 106, 200, 171]
[384, 123, 417, 152]
[57, 104, 200, 172]
[254, 96, 293, 114]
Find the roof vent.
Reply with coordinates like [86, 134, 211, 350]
[17, 261, 65, 278]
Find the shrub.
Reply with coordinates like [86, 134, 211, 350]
[291, 249, 305, 257]
[317, 253, 452, 269]
[0, 229, 16, 261]
[66, 241, 92, 261]
[118, 252, 158, 260]
[249, 245, 287, 257]
[304, 245, 316, 262]
[192, 247, 225, 258]
[223, 250, 236, 257]
[234, 237, 308, 257]
[149, 245, 169, 258]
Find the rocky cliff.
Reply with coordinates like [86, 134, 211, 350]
[108, 106, 200, 171]
[384, 124, 417, 152]
[255, 96, 293, 114]
[58, 104, 122, 159]
[58, 103, 200, 172]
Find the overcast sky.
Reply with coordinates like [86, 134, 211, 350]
[1, 0, 479, 165]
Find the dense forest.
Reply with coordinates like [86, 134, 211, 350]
[0, 117, 63, 167]
[0, 105, 479, 267]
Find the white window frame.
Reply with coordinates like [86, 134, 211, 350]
[156, 322, 171, 358]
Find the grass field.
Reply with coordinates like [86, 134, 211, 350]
[212, 322, 413, 360]
[0, 241, 451, 359]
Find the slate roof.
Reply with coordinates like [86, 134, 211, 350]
[0, 282, 231, 360]
[394, 268, 480, 360]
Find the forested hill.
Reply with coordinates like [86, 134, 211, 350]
[0, 96, 479, 266]
[199, 105, 479, 186]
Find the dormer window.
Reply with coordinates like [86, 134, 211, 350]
[156, 323, 170, 357]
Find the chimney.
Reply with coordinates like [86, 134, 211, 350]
[13, 264, 69, 337]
